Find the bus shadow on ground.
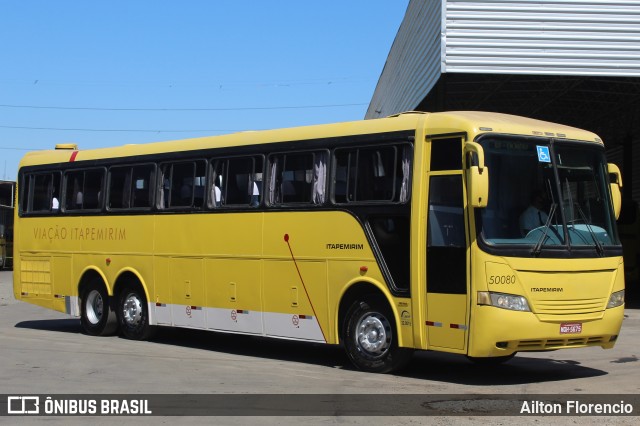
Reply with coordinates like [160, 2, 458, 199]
[15, 318, 81, 334]
[153, 326, 350, 370]
[14, 318, 608, 386]
[146, 327, 611, 386]
[402, 351, 607, 386]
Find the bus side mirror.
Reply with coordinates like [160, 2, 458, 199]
[608, 163, 622, 219]
[465, 142, 489, 208]
[467, 166, 489, 208]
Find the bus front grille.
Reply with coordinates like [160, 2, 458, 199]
[512, 336, 608, 350]
[532, 298, 607, 315]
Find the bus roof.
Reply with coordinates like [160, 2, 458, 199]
[425, 111, 602, 144]
[18, 111, 603, 169]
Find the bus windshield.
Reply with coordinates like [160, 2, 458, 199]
[477, 136, 619, 254]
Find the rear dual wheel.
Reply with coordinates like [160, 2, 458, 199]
[118, 284, 154, 340]
[80, 280, 154, 340]
[80, 281, 118, 336]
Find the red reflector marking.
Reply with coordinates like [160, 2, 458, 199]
[69, 151, 79, 162]
[299, 314, 313, 320]
[449, 323, 468, 330]
[425, 321, 443, 327]
[156, 303, 166, 307]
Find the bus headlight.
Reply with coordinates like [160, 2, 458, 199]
[478, 292, 531, 312]
[607, 290, 624, 308]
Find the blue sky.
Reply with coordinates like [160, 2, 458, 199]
[0, 1, 408, 180]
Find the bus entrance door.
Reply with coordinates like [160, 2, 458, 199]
[425, 174, 469, 351]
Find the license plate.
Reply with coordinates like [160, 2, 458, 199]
[560, 323, 582, 334]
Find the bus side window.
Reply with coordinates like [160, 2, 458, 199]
[108, 167, 131, 209]
[131, 165, 155, 208]
[162, 162, 195, 208]
[108, 165, 154, 210]
[63, 172, 84, 211]
[209, 156, 263, 208]
[63, 169, 104, 211]
[193, 162, 206, 207]
[268, 151, 326, 205]
[208, 160, 225, 208]
[332, 144, 410, 204]
[28, 172, 61, 213]
[226, 157, 254, 205]
[83, 169, 104, 209]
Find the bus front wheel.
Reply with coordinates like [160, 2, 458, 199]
[80, 281, 118, 336]
[118, 284, 154, 340]
[343, 298, 412, 373]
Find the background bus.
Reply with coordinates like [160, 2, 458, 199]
[12, 112, 625, 373]
[0, 180, 15, 270]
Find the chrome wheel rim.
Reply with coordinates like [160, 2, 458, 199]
[355, 313, 391, 357]
[85, 289, 104, 325]
[122, 292, 143, 327]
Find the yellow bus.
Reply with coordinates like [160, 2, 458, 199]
[13, 111, 625, 372]
[0, 180, 15, 270]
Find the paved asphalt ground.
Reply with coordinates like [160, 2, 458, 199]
[0, 270, 638, 425]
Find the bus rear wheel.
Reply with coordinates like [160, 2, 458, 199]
[118, 284, 154, 340]
[80, 281, 118, 336]
[343, 298, 412, 373]
[467, 353, 516, 365]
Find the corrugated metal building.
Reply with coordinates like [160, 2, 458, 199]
[367, 0, 640, 203]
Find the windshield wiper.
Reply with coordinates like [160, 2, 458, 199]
[532, 203, 558, 256]
[572, 202, 605, 256]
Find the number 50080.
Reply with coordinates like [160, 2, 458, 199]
[488, 275, 516, 285]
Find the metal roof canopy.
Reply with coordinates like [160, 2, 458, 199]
[367, 0, 640, 201]
[419, 74, 640, 146]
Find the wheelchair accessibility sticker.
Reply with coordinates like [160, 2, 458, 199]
[537, 146, 551, 163]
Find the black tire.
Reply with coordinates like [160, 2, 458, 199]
[80, 280, 118, 336]
[467, 353, 516, 365]
[117, 284, 154, 340]
[343, 297, 413, 373]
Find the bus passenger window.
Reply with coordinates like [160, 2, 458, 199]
[208, 160, 225, 208]
[131, 165, 155, 208]
[268, 151, 326, 205]
[64, 172, 82, 210]
[108, 164, 154, 210]
[108, 167, 130, 209]
[193, 164, 206, 207]
[26, 172, 61, 213]
[333, 144, 410, 204]
[208, 156, 263, 208]
[83, 170, 104, 209]
[158, 161, 205, 209]
[227, 158, 256, 205]
[63, 169, 104, 211]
